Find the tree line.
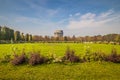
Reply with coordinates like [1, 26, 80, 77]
[0, 26, 120, 44]
[0, 26, 32, 43]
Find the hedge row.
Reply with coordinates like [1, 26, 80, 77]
[0, 48, 120, 66]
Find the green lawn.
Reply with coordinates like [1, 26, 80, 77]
[0, 62, 120, 80]
[0, 43, 120, 57]
[0, 43, 120, 80]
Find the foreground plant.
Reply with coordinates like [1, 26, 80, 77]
[29, 52, 49, 65]
[92, 51, 106, 61]
[47, 53, 62, 63]
[7, 47, 120, 66]
[105, 48, 120, 63]
[11, 53, 28, 65]
[62, 47, 80, 63]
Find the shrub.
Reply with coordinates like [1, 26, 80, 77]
[82, 47, 91, 62]
[29, 53, 48, 65]
[47, 53, 62, 63]
[105, 48, 120, 63]
[62, 47, 80, 63]
[92, 51, 106, 61]
[11, 53, 28, 65]
[82, 55, 91, 62]
[53, 57, 62, 63]
[83, 48, 106, 62]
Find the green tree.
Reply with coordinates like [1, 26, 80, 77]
[20, 33, 25, 41]
[29, 34, 32, 41]
[14, 31, 21, 41]
[0, 26, 1, 40]
[9, 29, 14, 40]
[0, 26, 14, 40]
[25, 33, 29, 41]
[1, 26, 8, 40]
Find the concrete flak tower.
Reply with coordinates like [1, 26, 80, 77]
[54, 30, 63, 37]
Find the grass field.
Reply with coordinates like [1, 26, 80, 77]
[0, 62, 120, 80]
[0, 43, 120, 80]
[0, 43, 120, 57]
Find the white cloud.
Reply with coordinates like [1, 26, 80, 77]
[69, 13, 80, 17]
[67, 10, 120, 29]
[81, 13, 96, 19]
[99, 9, 114, 18]
[75, 13, 80, 16]
[47, 9, 58, 16]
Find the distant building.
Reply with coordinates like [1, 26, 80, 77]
[54, 30, 63, 37]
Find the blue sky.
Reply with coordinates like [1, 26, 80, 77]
[0, 0, 120, 36]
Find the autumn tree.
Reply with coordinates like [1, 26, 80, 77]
[64, 36, 68, 41]
[39, 36, 44, 41]
[115, 34, 120, 44]
[32, 35, 39, 41]
[44, 35, 50, 41]
[50, 36, 55, 41]
[72, 35, 76, 41]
